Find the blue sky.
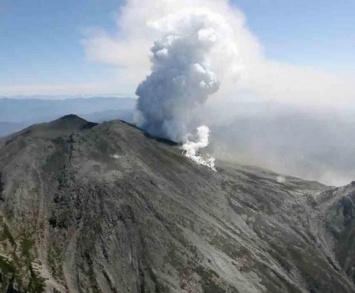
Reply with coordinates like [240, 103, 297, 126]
[0, 0, 354, 96]
[234, 0, 355, 74]
[0, 0, 120, 90]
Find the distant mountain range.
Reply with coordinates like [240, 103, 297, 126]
[0, 97, 135, 136]
[0, 121, 27, 137]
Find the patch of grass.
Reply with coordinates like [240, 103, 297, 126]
[0, 223, 46, 292]
[27, 265, 46, 293]
[87, 264, 101, 293]
[2, 223, 16, 247]
[0, 255, 17, 277]
[148, 266, 170, 293]
[195, 266, 227, 293]
[20, 238, 34, 259]
[48, 246, 64, 279]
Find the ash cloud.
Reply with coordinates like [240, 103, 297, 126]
[83, 0, 355, 184]
[134, 9, 240, 168]
[135, 11, 220, 142]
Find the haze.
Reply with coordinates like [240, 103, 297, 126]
[1, 0, 354, 186]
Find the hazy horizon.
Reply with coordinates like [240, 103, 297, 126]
[1, 0, 355, 186]
[1, 96, 355, 187]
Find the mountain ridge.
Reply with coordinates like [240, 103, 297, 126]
[0, 115, 354, 292]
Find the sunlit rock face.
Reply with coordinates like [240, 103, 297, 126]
[0, 115, 355, 292]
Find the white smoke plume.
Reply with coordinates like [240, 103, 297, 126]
[84, 0, 355, 110]
[134, 8, 240, 168]
[83, 0, 355, 184]
[181, 126, 216, 170]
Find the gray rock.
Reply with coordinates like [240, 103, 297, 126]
[0, 115, 354, 292]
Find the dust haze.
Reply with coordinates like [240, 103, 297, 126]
[204, 97, 355, 186]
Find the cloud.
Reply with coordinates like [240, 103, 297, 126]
[243, 60, 355, 109]
[134, 7, 240, 141]
[83, 0, 355, 109]
[81, 0, 355, 185]
[0, 83, 109, 96]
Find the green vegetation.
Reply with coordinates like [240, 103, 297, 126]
[48, 246, 64, 279]
[195, 266, 228, 293]
[87, 262, 101, 293]
[0, 221, 46, 292]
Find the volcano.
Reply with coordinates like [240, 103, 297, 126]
[0, 115, 355, 292]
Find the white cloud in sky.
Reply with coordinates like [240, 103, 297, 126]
[0, 83, 112, 96]
[83, 0, 355, 109]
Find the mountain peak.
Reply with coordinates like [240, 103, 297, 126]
[58, 113, 85, 121]
[0, 118, 354, 292]
[10, 115, 98, 140]
[50, 114, 95, 129]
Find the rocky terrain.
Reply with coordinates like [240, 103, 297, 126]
[0, 115, 355, 292]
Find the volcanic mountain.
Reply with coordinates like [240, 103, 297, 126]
[0, 115, 355, 292]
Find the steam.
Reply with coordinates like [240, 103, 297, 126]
[182, 126, 216, 170]
[135, 9, 240, 169]
[83, 0, 355, 185]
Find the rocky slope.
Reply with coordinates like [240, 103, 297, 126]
[0, 115, 354, 292]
